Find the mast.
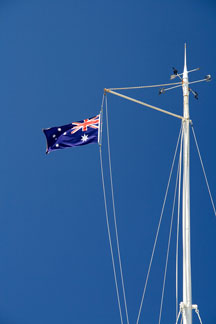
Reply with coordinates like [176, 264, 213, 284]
[104, 43, 213, 324]
[182, 43, 192, 324]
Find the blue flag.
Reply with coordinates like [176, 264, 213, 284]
[43, 114, 100, 154]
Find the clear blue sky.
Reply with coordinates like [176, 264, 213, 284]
[0, 0, 216, 323]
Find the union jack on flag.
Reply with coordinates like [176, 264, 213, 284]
[43, 114, 101, 154]
[71, 115, 100, 134]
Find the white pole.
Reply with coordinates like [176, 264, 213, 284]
[182, 43, 192, 324]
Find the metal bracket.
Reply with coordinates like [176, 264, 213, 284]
[178, 302, 203, 324]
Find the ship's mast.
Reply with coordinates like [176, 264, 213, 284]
[182, 43, 192, 324]
[104, 44, 212, 324]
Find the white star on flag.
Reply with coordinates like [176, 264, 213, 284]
[81, 134, 88, 142]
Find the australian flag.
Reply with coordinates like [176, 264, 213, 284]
[43, 114, 100, 154]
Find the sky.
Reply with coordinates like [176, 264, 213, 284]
[0, 0, 216, 323]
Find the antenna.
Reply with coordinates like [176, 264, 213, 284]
[159, 50, 211, 100]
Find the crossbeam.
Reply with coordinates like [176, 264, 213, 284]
[104, 88, 185, 121]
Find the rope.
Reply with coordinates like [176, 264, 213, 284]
[105, 96, 130, 324]
[99, 143, 124, 324]
[109, 82, 182, 91]
[99, 146, 124, 323]
[176, 127, 183, 318]
[191, 126, 216, 217]
[136, 124, 183, 324]
[158, 128, 183, 324]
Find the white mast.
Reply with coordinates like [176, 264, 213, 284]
[104, 43, 212, 324]
[182, 43, 192, 324]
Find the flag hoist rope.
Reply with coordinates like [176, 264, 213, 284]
[99, 95, 129, 324]
[99, 144, 124, 324]
[105, 95, 130, 324]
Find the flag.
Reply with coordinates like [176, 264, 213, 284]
[43, 114, 100, 154]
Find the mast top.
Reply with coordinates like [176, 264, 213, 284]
[183, 44, 189, 100]
[184, 43, 188, 74]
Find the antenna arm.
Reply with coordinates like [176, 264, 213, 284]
[163, 84, 183, 92]
[178, 68, 200, 76]
[188, 79, 208, 85]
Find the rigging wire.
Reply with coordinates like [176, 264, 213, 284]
[158, 126, 183, 324]
[136, 124, 183, 324]
[105, 95, 130, 324]
[195, 308, 203, 324]
[99, 97, 124, 324]
[191, 125, 216, 217]
[175, 309, 182, 324]
[109, 82, 182, 91]
[176, 126, 183, 319]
